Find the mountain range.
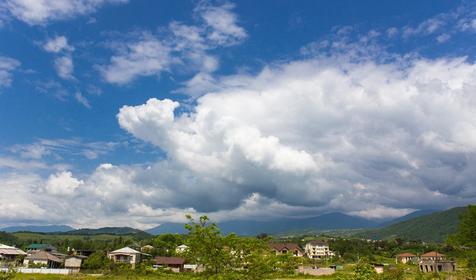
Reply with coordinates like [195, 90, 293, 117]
[1, 206, 467, 243]
[145, 211, 429, 236]
[0, 225, 75, 233]
[357, 206, 466, 242]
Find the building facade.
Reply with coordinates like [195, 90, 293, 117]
[304, 240, 334, 259]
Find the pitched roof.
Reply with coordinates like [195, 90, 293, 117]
[26, 243, 54, 250]
[0, 244, 27, 255]
[109, 247, 141, 254]
[396, 252, 416, 257]
[154, 256, 185, 265]
[421, 251, 445, 257]
[270, 243, 303, 253]
[307, 240, 328, 246]
[26, 251, 62, 263]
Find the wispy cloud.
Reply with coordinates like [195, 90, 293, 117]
[0, 0, 128, 26]
[74, 91, 91, 109]
[43, 36, 75, 80]
[43, 36, 74, 53]
[0, 56, 20, 89]
[99, 1, 247, 95]
[8, 138, 119, 161]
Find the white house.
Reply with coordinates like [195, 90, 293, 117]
[396, 252, 417, 264]
[65, 256, 86, 273]
[107, 247, 145, 268]
[175, 244, 189, 254]
[304, 240, 334, 259]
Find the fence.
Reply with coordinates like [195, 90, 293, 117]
[1, 268, 74, 275]
[296, 266, 336, 276]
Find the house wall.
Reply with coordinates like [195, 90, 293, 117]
[297, 266, 335, 276]
[65, 258, 82, 269]
[23, 259, 48, 267]
[304, 244, 332, 259]
[108, 253, 140, 268]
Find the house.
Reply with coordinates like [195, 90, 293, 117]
[153, 256, 185, 273]
[25, 243, 56, 252]
[23, 251, 63, 268]
[420, 251, 446, 261]
[372, 263, 385, 274]
[175, 244, 189, 254]
[65, 255, 87, 273]
[141, 245, 154, 253]
[419, 251, 455, 273]
[304, 240, 334, 259]
[395, 252, 417, 264]
[270, 243, 304, 257]
[0, 244, 27, 265]
[419, 260, 455, 273]
[107, 247, 145, 268]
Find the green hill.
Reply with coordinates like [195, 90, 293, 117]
[357, 206, 468, 242]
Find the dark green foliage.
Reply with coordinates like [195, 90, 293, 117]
[447, 205, 476, 247]
[358, 206, 467, 242]
[353, 260, 376, 280]
[150, 233, 184, 256]
[83, 251, 111, 270]
[0, 269, 15, 280]
[0, 232, 19, 246]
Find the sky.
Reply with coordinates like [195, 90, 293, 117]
[1, 0, 476, 229]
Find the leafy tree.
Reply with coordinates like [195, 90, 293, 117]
[0, 267, 15, 280]
[82, 251, 111, 270]
[465, 250, 476, 279]
[232, 237, 275, 280]
[184, 215, 233, 276]
[378, 264, 404, 280]
[448, 205, 476, 247]
[353, 259, 376, 280]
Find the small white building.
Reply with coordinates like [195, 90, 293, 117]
[304, 240, 334, 259]
[175, 244, 189, 254]
[107, 247, 145, 268]
[396, 252, 417, 264]
[64, 256, 86, 273]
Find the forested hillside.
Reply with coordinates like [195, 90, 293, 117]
[358, 206, 467, 242]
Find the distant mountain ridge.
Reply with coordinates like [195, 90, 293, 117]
[66, 227, 152, 238]
[377, 209, 439, 227]
[357, 206, 467, 242]
[0, 225, 152, 239]
[146, 212, 381, 235]
[0, 225, 75, 233]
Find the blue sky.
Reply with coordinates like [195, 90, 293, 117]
[1, 0, 476, 228]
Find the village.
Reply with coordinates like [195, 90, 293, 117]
[0, 227, 466, 280]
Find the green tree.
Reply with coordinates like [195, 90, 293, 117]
[0, 268, 15, 280]
[232, 237, 275, 280]
[466, 250, 476, 279]
[184, 215, 233, 276]
[353, 259, 376, 280]
[448, 205, 476, 247]
[83, 251, 111, 270]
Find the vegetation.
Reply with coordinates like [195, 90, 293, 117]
[357, 206, 467, 242]
[2, 206, 476, 279]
